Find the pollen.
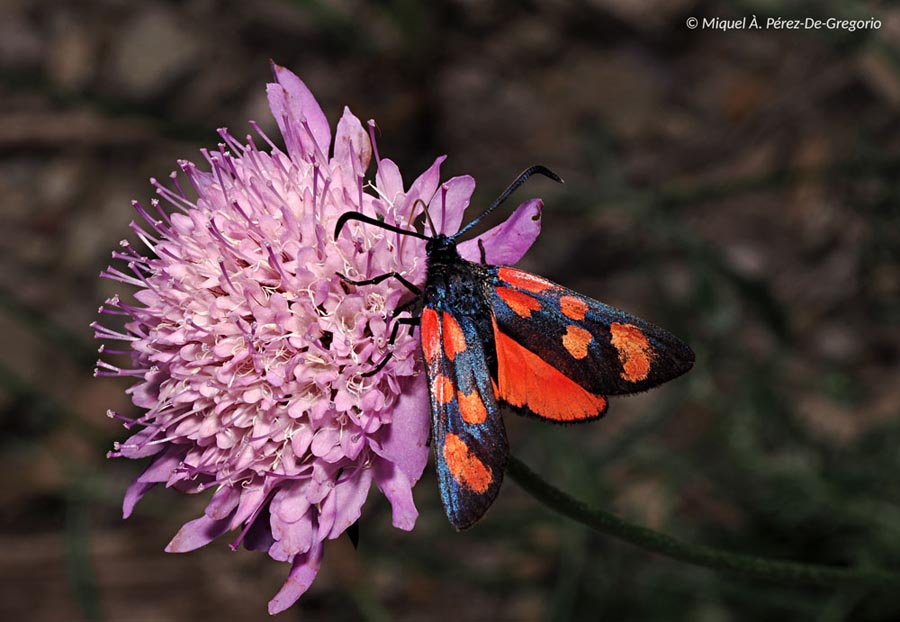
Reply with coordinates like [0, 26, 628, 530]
[497, 287, 541, 318]
[443, 433, 492, 493]
[562, 324, 592, 359]
[610, 322, 653, 382]
[560, 295, 588, 321]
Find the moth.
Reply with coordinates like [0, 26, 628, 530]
[335, 166, 694, 530]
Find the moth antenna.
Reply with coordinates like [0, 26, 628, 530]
[453, 165, 563, 240]
[334, 212, 430, 241]
[412, 198, 438, 237]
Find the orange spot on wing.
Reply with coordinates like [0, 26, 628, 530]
[442, 312, 466, 361]
[560, 295, 588, 321]
[493, 319, 606, 421]
[497, 287, 541, 318]
[562, 325, 592, 359]
[443, 433, 492, 493]
[610, 322, 653, 382]
[457, 389, 488, 424]
[421, 308, 440, 365]
[498, 267, 554, 293]
[432, 373, 455, 404]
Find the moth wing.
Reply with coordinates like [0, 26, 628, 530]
[421, 306, 508, 530]
[488, 267, 694, 422]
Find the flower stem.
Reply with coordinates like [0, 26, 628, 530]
[506, 455, 900, 586]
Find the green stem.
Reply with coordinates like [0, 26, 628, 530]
[506, 455, 900, 587]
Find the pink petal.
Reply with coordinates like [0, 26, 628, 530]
[373, 459, 418, 531]
[372, 374, 430, 484]
[429, 175, 475, 235]
[136, 446, 186, 482]
[268, 539, 324, 615]
[333, 106, 371, 179]
[122, 446, 189, 518]
[327, 466, 374, 539]
[165, 514, 232, 553]
[118, 427, 166, 459]
[376, 158, 404, 206]
[399, 155, 446, 223]
[122, 480, 155, 519]
[458, 198, 543, 265]
[272, 484, 311, 524]
[267, 62, 331, 159]
[204, 485, 241, 520]
[270, 509, 315, 560]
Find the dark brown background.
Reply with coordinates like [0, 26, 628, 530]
[2, 1, 899, 620]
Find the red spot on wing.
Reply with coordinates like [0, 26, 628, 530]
[432, 373, 455, 405]
[497, 267, 554, 294]
[493, 318, 606, 421]
[560, 295, 588, 321]
[457, 389, 488, 424]
[562, 325, 592, 359]
[443, 433, 492, 493]
[442, 312, 467, 361]
[496, 287, 541, 318]
[609, 322, 653, 382]
[421, 308, 440, 365]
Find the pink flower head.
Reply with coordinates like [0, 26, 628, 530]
[94, 63, 543, 614]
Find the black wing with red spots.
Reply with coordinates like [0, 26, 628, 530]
[420, 305, 508, 530]
[487, 266, 694, 422]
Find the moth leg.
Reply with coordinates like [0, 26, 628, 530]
[338, 271, 421, 296]
[363, 316, 421, 377]
[387, 296, 420, 323]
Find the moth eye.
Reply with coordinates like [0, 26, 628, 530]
[609, 322, 654, 382]
[562, 324, 592, 359]
[443, 433, 492, 493]
[496, 287, 541, 318]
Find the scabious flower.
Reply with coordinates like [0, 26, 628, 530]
[94, 63, 543, 614]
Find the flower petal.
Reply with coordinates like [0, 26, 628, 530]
[372, 374, 430, 484]
[333, 106, 371, 180]
[118, 427, 166, 459]
[269, 62, 331, 157]
[373, 459, 418, 531]
[399, 155, 446, 223]
[458, 198, 543, 265]
[204, 485, 242, 520]
[122, 446, 188, 518]
[376, 158, 404, 208]
[165, 514, 233, 553]
[268, 539, 325, 615]
[122, 480, 155, 519]
[429, 175, 475, 235]
[327, 466, 374, 539]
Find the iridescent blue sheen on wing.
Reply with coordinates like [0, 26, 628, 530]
[489, 266, 694, 397]
[420, 273, 507, 529]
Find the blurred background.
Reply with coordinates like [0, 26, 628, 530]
[2, 0, 899, 620]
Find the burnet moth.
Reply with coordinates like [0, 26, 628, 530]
[335, 166, 694, 530]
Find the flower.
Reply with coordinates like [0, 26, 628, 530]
[94, 63, 543, 614]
